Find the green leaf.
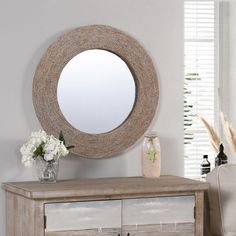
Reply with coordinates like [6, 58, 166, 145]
[59, 131, 66, 145]
[33, 143, 44, 158]
[147, 147, 157, 163]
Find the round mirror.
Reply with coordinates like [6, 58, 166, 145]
[57, 49, 136, 134]
[33, 25, 159, 158]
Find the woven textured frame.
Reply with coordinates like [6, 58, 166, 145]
[33, 25, 159, 158]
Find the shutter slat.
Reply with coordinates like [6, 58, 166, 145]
[184, 0, 215, 178]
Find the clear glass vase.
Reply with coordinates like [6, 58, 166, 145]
[142, 133, 161, 178]
[34, 157, 59, 183]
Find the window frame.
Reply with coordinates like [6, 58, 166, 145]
[183, 0, 220, 178]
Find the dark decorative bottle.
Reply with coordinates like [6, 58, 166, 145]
[201, 155, 211, 177]
[215, 144, 228, 167]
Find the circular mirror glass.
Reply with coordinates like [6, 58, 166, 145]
[57, 49, 136, 134]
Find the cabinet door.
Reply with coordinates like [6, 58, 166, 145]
[122, 196, 195, 236]
[45, 200, 122, 236]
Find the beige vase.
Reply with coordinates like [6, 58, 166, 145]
[142, 134, 161, 178]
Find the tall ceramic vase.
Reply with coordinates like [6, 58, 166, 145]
[142, 133, 161, 178]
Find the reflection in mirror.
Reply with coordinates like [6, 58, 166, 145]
[57, 49, 136, 134]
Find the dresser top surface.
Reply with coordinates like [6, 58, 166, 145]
[2, 176, 208, 200]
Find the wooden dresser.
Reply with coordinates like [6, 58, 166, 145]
[2, 176, 208, 236]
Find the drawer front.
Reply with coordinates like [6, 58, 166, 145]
[123, 196, 195, 235]
[45, 200, 121, 235]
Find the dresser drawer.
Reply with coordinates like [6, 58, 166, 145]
[123, 196, 195, 235]
[45, 200, 121, 235]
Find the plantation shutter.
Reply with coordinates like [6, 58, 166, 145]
[184, 0, 216, 177]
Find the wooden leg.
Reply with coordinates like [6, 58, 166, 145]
[195, 191, 204, 236]
[6, 192, 14, 236]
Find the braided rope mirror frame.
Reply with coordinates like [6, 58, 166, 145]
[33, 25, 159, 158]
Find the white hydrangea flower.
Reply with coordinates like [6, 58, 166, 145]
[21, 143, 35, 167]
[20, 130, 48, 168]
[20, 142, 36, 167]
[58, 142, 69, 156]
[22, 154, 34, 167]
[30, 130, 47, 140]
[44, 136, 60, 153]
[43, 134, 70, 161]
[21, 130, 70, 167]
[30, 130, 48, 146]
[44, 153, 54, 161]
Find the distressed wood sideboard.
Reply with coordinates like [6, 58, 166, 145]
[2, 176, 208, 236]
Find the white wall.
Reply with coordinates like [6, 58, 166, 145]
[219, 0, 236, 161]
[228, 1, 236, 125]
[0, 0, 184, 235]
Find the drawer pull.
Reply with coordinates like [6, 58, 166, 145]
[44, 215, 47, 229]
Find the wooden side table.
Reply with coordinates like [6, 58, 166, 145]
[2, 176, 209, 236]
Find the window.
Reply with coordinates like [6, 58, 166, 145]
[184, 0, 217, 177]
